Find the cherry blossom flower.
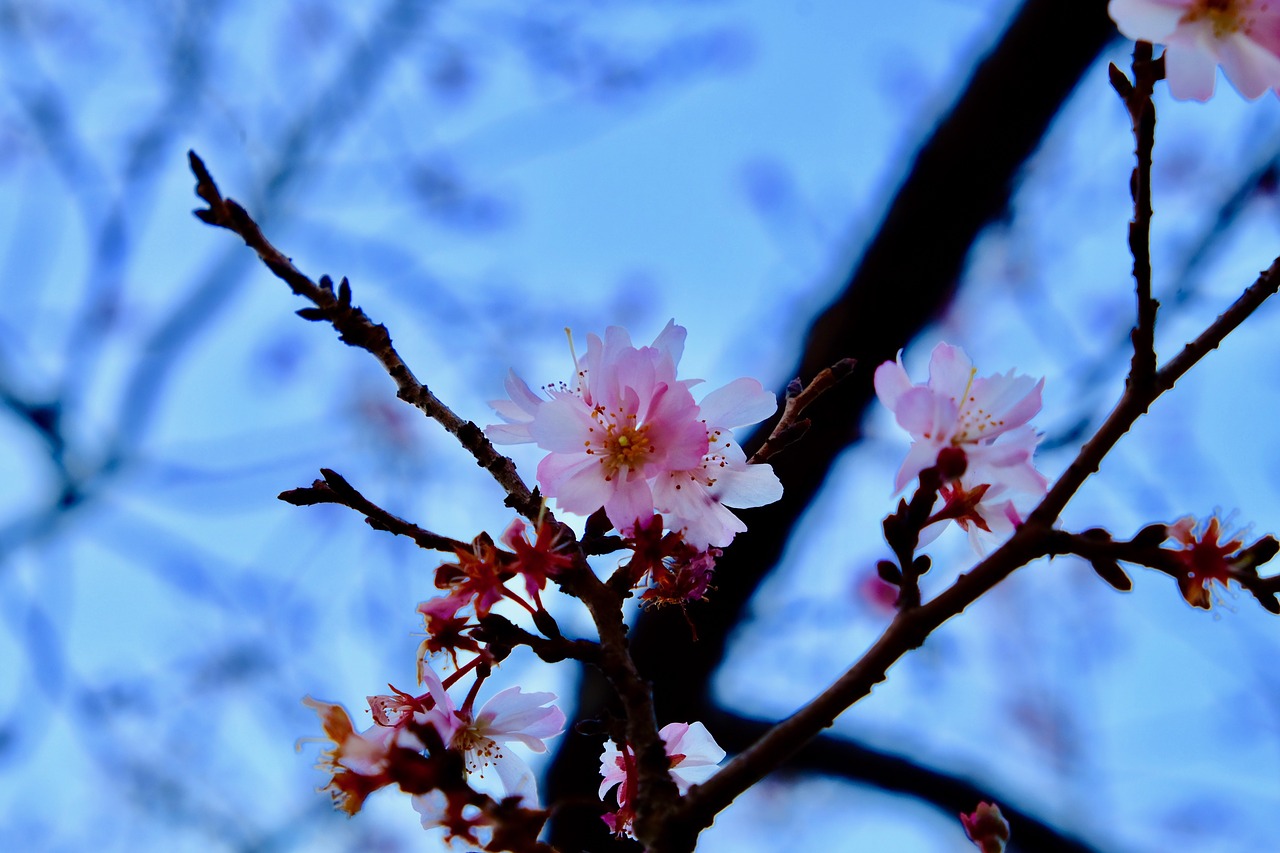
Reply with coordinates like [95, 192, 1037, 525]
[653, 376, 784, 548]
[875, 342, 1046, 498]
[599, 721, 726, 838]
[1161, 513, 1280, 611]
[961, 801, 1011, 853]
[918, 477, 1027, 554]
[420, 662, 566, 805]
[1166, 513, 1250, 608]
[1109, 0, 1280, 100]
[487, 321, 781, 546]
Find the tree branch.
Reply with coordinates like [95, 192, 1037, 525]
[187, 151, 542, 521]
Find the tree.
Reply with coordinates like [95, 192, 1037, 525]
[4, 2, 1280, 851]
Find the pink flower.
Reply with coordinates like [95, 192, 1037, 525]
[419, 662, 566, 805]
[1109, 0, 1280, 100]
[416, 595, 481, 669]
[875, 342, 1046, 498]
[599, 721, 726, 838]
[961, 801, 1011, 853]
[919, 478, 1027, 555]
[487, 321, 781, 546]
[653, 377, 784, 548]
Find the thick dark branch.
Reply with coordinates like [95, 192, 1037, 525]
[705, 711, 1105, 853]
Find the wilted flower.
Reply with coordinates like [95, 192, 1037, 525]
[301, 694, 444, 816]
[434, 532, 510, 619]
[1110, 0, 1280, 100]
[416, 595, 482, 669]
[501, 516, 575, 599]
[1165, 513, 1250, 608]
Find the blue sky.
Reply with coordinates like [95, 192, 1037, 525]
[2, 1, 1280, 850]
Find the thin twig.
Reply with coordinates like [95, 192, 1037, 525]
[1110, 44, 1164, 387]
[278, 468, 470, 554]
[188, 150, 542, 521]
[750, 358, 855, 464]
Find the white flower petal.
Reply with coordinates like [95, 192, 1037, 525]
[1108, 0, 1187, 42]
[1164, 37, 1221, 101]
[697, 377, 777, 429]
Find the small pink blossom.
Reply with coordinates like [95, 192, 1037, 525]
[961, 801, 1011, 853]
[1110, 0, 1280, 100]
[599, 721, 726, 838]
[487, 321, 781, 547]
[875, 343, 1046, 522]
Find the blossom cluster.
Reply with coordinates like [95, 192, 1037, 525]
[303, 659, 564, 846]
[487, 320, 783, 550]
[875, 342, 1047, 552]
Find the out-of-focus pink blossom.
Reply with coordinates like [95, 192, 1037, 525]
[961, 801, 1011, 852]
[487, 321, 781, 547]
[599, 721, 726, 838]
[1110, 0, 1280, 100]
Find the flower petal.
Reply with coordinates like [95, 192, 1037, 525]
[697, 378, 777, 429]
[1164, 37, 1220, 101]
